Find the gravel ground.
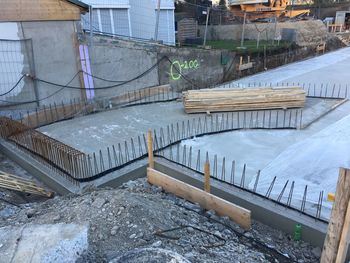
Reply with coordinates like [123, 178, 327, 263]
[0, 178, 321, 263]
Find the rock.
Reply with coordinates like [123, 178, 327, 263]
[152, 241, 162, 247]
[92, 198, 106, 208]
[278, 232, 284, 240]
[110, 226, 119, 236]
[52, 214, 61, 221]
[26, 208, 36, 218]
[187, 227, 195, 233]
[129, 234, 136, 239]
[214, 231, 222, 239]
[311, 247, 322, 258]
[184, 252, 194, 260]
[243, 232, 253, 238]
[223, 229, 232, 236]
[98, 234, 104, 240]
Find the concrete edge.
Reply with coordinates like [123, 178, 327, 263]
[0, 140, 80, 195]
[153, 158, 327, 248]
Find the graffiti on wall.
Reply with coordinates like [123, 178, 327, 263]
[170, 59, 200, 81]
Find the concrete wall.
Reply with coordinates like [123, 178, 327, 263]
[198, 20, 329, 47]
[0, 21, 82, 108]
[20, 21, 82, 105]
[86, 35, 237, 94]
[88, 38, 159, 98]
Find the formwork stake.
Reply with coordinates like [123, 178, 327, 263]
[147, 129, 154, 168]
[204, 161, 210, 193]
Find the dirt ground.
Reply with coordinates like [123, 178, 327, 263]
[0, 177, 321, 263]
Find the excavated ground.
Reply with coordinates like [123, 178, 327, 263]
[0, 178, 321, 263]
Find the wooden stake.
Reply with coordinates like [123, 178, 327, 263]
[204, 161, 210, 193]
[321, 168, 350, 263]
[336, 200, 350, 263]
[147, 129, 154, 169]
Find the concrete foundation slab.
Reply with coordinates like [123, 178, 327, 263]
[0, 223, 88, 263]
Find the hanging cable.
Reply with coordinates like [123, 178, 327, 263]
[0, 75, 26, 97]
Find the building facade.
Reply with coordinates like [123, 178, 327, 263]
[82, 0, 175, 45]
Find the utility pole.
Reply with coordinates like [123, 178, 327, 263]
[272, 16, 277, 45]
[203, 6, 210, 46]
[154, 0, 161, 41]
[240, 12, 247, 48]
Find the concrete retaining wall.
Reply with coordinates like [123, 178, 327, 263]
[87, 36, 237, 93]
[198, 20, 329, 47]
[0, 21, 82, 107]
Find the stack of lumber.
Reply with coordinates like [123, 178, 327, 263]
[182, 87, 306, 114]
[0, 170, 54, 198]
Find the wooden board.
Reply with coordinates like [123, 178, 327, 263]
[147, 167, 251, 230]
[321, 168, 350, 263]
[182, 87, 306, 114]
[335, 200, 350, 263]
[0, 170, 54, 197]
[0, 0, 86, 22]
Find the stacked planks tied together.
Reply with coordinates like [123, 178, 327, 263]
[182, 87, 306, 114]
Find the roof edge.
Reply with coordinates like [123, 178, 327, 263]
[66, 0, 89, 10]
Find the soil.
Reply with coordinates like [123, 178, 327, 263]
[0, 177, 321, 263]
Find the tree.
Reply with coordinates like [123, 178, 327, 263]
[219, 0, 227, 6]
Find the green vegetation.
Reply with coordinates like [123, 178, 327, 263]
[206, 40, 292, 53]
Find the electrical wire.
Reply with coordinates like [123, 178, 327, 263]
[0, 55, 201, 106]
[0, 72, 80, 106]
[0, 75, 26, 97]
[177, 202, 298, 263]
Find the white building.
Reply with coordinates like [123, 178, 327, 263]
[82, 0, 175, 45]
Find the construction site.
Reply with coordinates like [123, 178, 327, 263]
[1, 0, 350, 262]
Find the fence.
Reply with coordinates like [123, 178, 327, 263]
[0, 39, 38, 107]
[0, 105, 303, 183]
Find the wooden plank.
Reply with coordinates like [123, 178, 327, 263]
[204, 161, 210, 193]
[0, 170, 54, 197]
[147, 167, 251, 230]
[239, 62, 253, 71]
[0, 0, 85, 22]
[183, 87, 306, 114]
[321, 168, 350, 263]
[147, 129, 154, 169]
[335, 200, 350, 263]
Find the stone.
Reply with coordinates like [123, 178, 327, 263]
[243, 232, 253, 238]
[52, 214, 61, 221]
[152, 241, 162, 247]
[311, 247, 322, 258]
[214, 231, 222, 239]
[184, 252, 194, 260]
[129, 234, 136, 239]
[92, 198, 106, 208]
[187, 227, 195, 233]
[26, 208, 36, 218]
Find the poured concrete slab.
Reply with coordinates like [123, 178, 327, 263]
[229, 47, 350, 86]
[38, 97, 343, 156]
[0, 223, 88, 263]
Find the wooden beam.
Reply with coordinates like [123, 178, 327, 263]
[321, 168, 350, 263]
[0, 170, 54, 198]
[336, 200, 350, 263]
[204, 161, 210, 193]
[182, 87, 306, 114]
[147, 129, 154, 169]
[147, 167, 251, 229]
[0, 0, 85, 22]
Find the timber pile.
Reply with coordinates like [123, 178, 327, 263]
[182, 87, 306, 113]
